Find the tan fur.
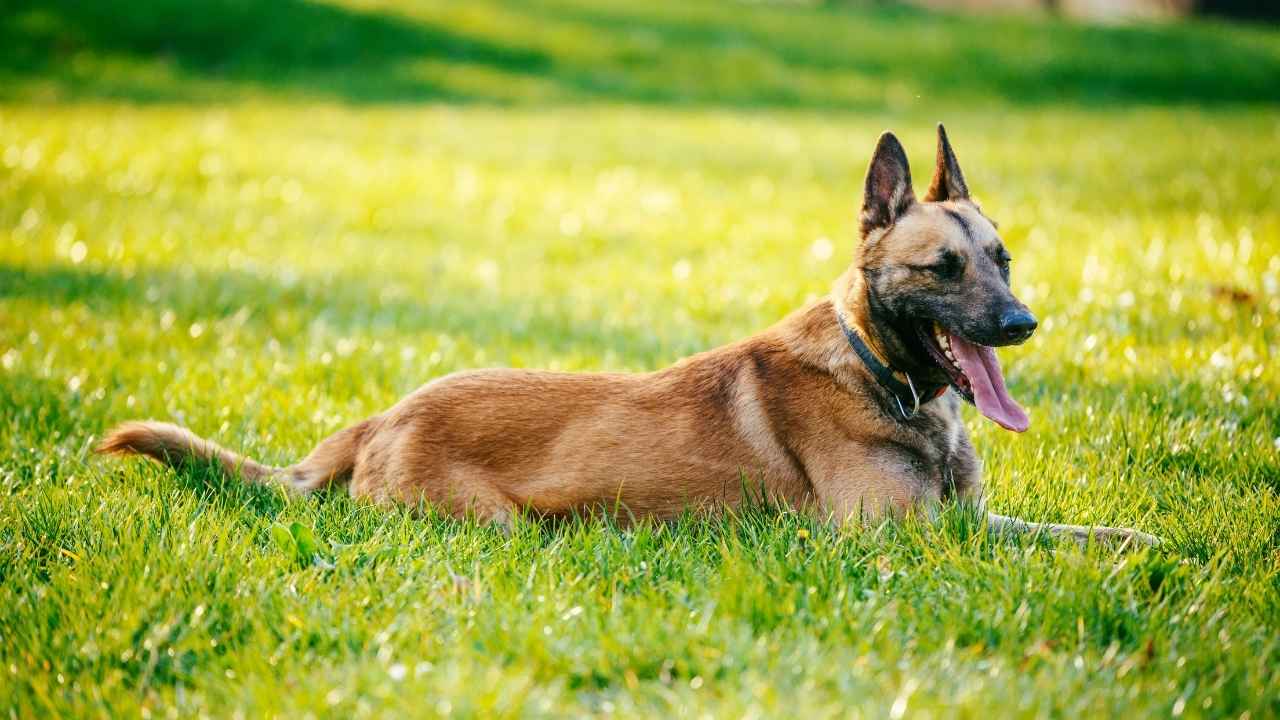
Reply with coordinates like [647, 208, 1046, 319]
[98, 301, 961, 525]
[98, 419, 376, 493]
[97, 127, 1157, 546]
[97, 420, 279, 482]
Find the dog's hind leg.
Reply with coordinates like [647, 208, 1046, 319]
[986, 512, 1161, 548]
[347, 427, 517, 531]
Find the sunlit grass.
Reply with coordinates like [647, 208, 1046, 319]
[2, 2, 1279, 717]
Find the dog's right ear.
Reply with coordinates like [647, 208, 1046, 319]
[860, 132, 915, 237]
[924, 123, 969, 202]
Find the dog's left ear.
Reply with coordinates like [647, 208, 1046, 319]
[924, 123, 969, 202]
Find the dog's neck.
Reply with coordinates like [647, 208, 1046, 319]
[831, 267, 936, 380]
[769, 268, 951, 419]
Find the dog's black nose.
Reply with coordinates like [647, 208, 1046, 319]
[999, 309, 1037, 343]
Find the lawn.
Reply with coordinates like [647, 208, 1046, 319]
[2, 0, 1279, 717]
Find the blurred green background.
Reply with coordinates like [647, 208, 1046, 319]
[1, 1, 1278, 718]
[3, 0, 1280, 106]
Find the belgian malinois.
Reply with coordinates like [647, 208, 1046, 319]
[98, 125, 1158, 546]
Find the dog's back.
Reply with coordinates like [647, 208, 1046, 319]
[344, 320, 829, 520]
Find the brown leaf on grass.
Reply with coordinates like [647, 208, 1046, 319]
[1209, 284, 1256, 305]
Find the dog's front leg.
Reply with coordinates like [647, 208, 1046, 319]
[985, 512, 1161, 548]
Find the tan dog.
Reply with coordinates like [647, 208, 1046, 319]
[99, 125, 1157, 546]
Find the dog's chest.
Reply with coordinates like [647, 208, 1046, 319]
[908, 398, 981, 502]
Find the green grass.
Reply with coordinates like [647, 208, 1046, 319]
[2, 0, 1279, 717]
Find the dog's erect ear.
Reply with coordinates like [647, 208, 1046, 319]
[860, 132, 915, 236]
[924, 123, 969, 202]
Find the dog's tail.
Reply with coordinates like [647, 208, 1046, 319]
[95, 418, 377, 493]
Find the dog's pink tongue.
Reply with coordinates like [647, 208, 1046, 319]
[947, 332, 1030, 432]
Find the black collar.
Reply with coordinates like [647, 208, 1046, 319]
[835, 309, 947, 420]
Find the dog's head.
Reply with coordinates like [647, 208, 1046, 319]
[849, 125, 1035, 432]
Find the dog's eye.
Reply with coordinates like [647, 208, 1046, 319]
[928, 251, 965, 279]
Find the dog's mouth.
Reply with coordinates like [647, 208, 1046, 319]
[916, 322, 1030, 433]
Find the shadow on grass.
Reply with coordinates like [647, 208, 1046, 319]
[0, 371, 96, 489]
[0, 0, 549, 103]
[1, 0, 1278, 107]
[0, 262, 680, 362]
[525, 1, 1280, 108]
